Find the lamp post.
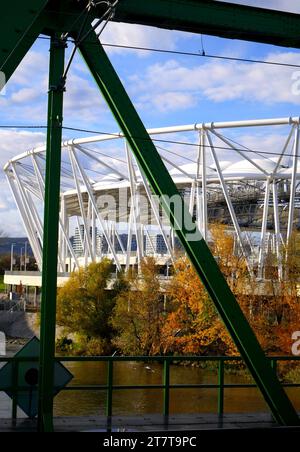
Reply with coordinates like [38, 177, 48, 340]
[20, 247, 24, 271]
[10, 243, 15, 271]
[24, 241, 28, 271]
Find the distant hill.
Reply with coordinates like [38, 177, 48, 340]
[0, 238, 33, 256]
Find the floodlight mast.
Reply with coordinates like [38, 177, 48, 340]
[1, 0, 300, 432]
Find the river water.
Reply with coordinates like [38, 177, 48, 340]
[1, 346, 300, 418]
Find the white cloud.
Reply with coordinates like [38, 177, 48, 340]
[129, 51, 300, 112]
[138, 91, 196, 113]
[101, 22, 191, 56]
[63, 73, 106, 122]
[0, 130, 46, 236]
[0, 129, 45, 168]
[2, 49, 107, 124]
[11, 87, 41, 104]
[0, 204, 27, 236]
[8, 50, 48, 88]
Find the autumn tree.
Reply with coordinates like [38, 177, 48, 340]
[209, 223, 250, 293]
[162, 257, 237, 356]
[209, 225, 300, 355]
[250, 233, 300, 354]
[56, 259, 119, 354]
[111, 257, 165, 355]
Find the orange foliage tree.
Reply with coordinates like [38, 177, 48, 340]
[161, 256, 237, 356]
[209, 225, 300, 355]
[249, 233, 300, 354]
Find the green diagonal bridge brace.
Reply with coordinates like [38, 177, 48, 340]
[0, 0, 48, 83]
[76, 29, 299, 426]
[1, 0, 300, 430]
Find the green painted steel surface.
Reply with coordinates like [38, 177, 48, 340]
[0, 0, 48, 83]
[163, 360, 170, 417]
[38, 34, 66, 432]
[77, 31, 299, 425]
[1, 0, 300, 88]
[47, 0, 300, 49]
[111, 0, 300, 48]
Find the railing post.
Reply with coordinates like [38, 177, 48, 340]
[270, 358, 279, 423]
[163, 359, 170, 417]
[11, 359, 19, 421]
[271, 358, 277, 374]
[218, 360, 224, 416]
[106, 359, 114, 418]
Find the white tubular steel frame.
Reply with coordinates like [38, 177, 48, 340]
[4, 116, 300, 277]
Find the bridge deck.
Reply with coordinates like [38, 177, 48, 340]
[1, 413, 300, 433]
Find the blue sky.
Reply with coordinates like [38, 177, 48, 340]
[1, 0, 300, 235]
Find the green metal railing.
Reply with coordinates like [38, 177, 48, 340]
[0, 355, 300, 420]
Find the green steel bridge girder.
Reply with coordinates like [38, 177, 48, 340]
[3, 0, 300, 83]
[111, 0, 300, 48]
[0, 0, 48, 83]
[0, 0, 300, 430]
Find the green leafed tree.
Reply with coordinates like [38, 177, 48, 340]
[56, 259, 119, 354]
[111, 257, 165, 355]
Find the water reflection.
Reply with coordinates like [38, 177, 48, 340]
[1, 353, 299, 418]
[54, 361, 279, 417]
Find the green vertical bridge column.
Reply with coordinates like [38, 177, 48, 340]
[76, 29, 299, 426]
[38, 33, 66, 433]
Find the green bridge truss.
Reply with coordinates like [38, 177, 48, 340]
[1, 0, 300, 431]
